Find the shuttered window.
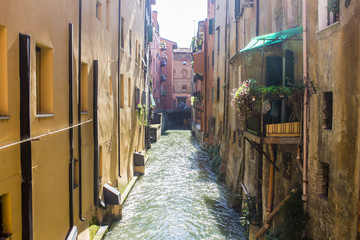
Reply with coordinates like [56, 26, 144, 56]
[209, 18, 214, 35]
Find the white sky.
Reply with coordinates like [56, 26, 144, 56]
[152, 0, 207, 48]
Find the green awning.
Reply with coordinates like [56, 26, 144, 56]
[150, 93, 156, 107]
[240, 27, 302, 52]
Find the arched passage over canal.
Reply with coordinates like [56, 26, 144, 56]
[105, 129, 246, 240]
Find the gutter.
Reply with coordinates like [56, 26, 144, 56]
[19, 33, 33, 240]
[117, 0, 122, 177]
[302, 0, 308, 208]
[67, 22, 75, 235]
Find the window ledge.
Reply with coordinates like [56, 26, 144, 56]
[0, 115, 10, 120]
[316, 21, 340, 40]
[36, 113, 55, 119]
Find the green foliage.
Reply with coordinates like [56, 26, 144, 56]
[208, 145, 222, 175]
[327, 0, 340, 14]
[266, 227, 282, 240]
[240, 196, 257, 226]
[266, 185, 310, 240]
[231, 78, 304, 118]
[280, 186, 308, 240]
[136, 103, 148, 126]
[211, 153, 222, 175]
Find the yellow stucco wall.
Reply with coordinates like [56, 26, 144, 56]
[0, 0, 148, 239]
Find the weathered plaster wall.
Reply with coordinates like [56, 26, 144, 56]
[307, 0, 360, 239]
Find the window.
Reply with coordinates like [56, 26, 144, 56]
[235, 0, 241, 18]
[109, 76, 112, 95]
[74, 159, 79, 188]
[81, 63, 88, 112]
[128, 78, 131, 107]
[96, 1, 102, 21]
[318, 0, 340, 30]
[216, 77, 220, 101]
[120, 74, 124, 108]
[182, 85, 187, 92]
[217, 28, 220, 53]
[0, 193, 12, 238]
[322, 92, 333, 130]
[211, 87, 214, 102]
[99, 146, 103, 179]
[36, 45, 54, 115]
[121, 18, 124, 48]
[135, 87, 140, 106]
[209, 18, 214, 35]
[212, 50, 214, 67]
[106, 0, 110, 30]
[316, 161, 329, 199]
[181, 69, 188, 78]
[135, 40, 138, 63]
[129, 30, 132, 56]
[138, 44, 141, 65]
[0, 27, 8, 116]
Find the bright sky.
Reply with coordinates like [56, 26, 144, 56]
[152, 0, 207, 48]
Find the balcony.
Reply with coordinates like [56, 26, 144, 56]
[160, 75, 166, 81]
[245, 99, 301, 144]
[160, 59, 167, 67]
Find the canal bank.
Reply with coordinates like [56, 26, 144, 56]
[104, 129, 246, 240]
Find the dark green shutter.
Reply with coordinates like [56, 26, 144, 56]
[209, 19, 213, 35]
[235, 0, 240, 18]
[148, 25, 153, 43]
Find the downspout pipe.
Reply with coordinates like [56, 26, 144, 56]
[93, 60, 99, 207]
[93, 60, 105, 209]
[204, 20, 207, 139]
[117, 0, 122, 177]
[19, 33, 33, 240]
[223, 0, 229, 138]
[256, 0, 260, 36]
[68, 22, 74, 230]
[78, 0, 85, 221]
[266, 144, 275, 219]
[302, 0, 308, 208]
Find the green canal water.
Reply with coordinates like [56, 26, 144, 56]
[105, 129, 246, 240]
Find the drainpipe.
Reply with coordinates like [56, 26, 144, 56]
[256, 0, 260, 36]
[117, 0, 122, 177]
[93, 60, 100, 207]
[204, 20, 208, 140]
[302, 0, 308, 209]
[68, 23, 74, 230]
[223, 0, 229, 139]
[78, 0, 85, 221]
[19, 33, 33, 240]
[266, 144, 275, 219]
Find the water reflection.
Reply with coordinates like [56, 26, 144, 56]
[105, 130, 245, 240]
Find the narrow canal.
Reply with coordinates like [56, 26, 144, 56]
[105, 129, 246, 239]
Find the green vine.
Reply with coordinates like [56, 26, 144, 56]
[136, 102, 148, 126]
[266, 185, 310, 240]
[327, 0, 340, 15]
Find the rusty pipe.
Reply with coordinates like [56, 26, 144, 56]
[255, 189, 296, 239]
[302, 0, 308, 207]
[266, 144, 275, 217]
